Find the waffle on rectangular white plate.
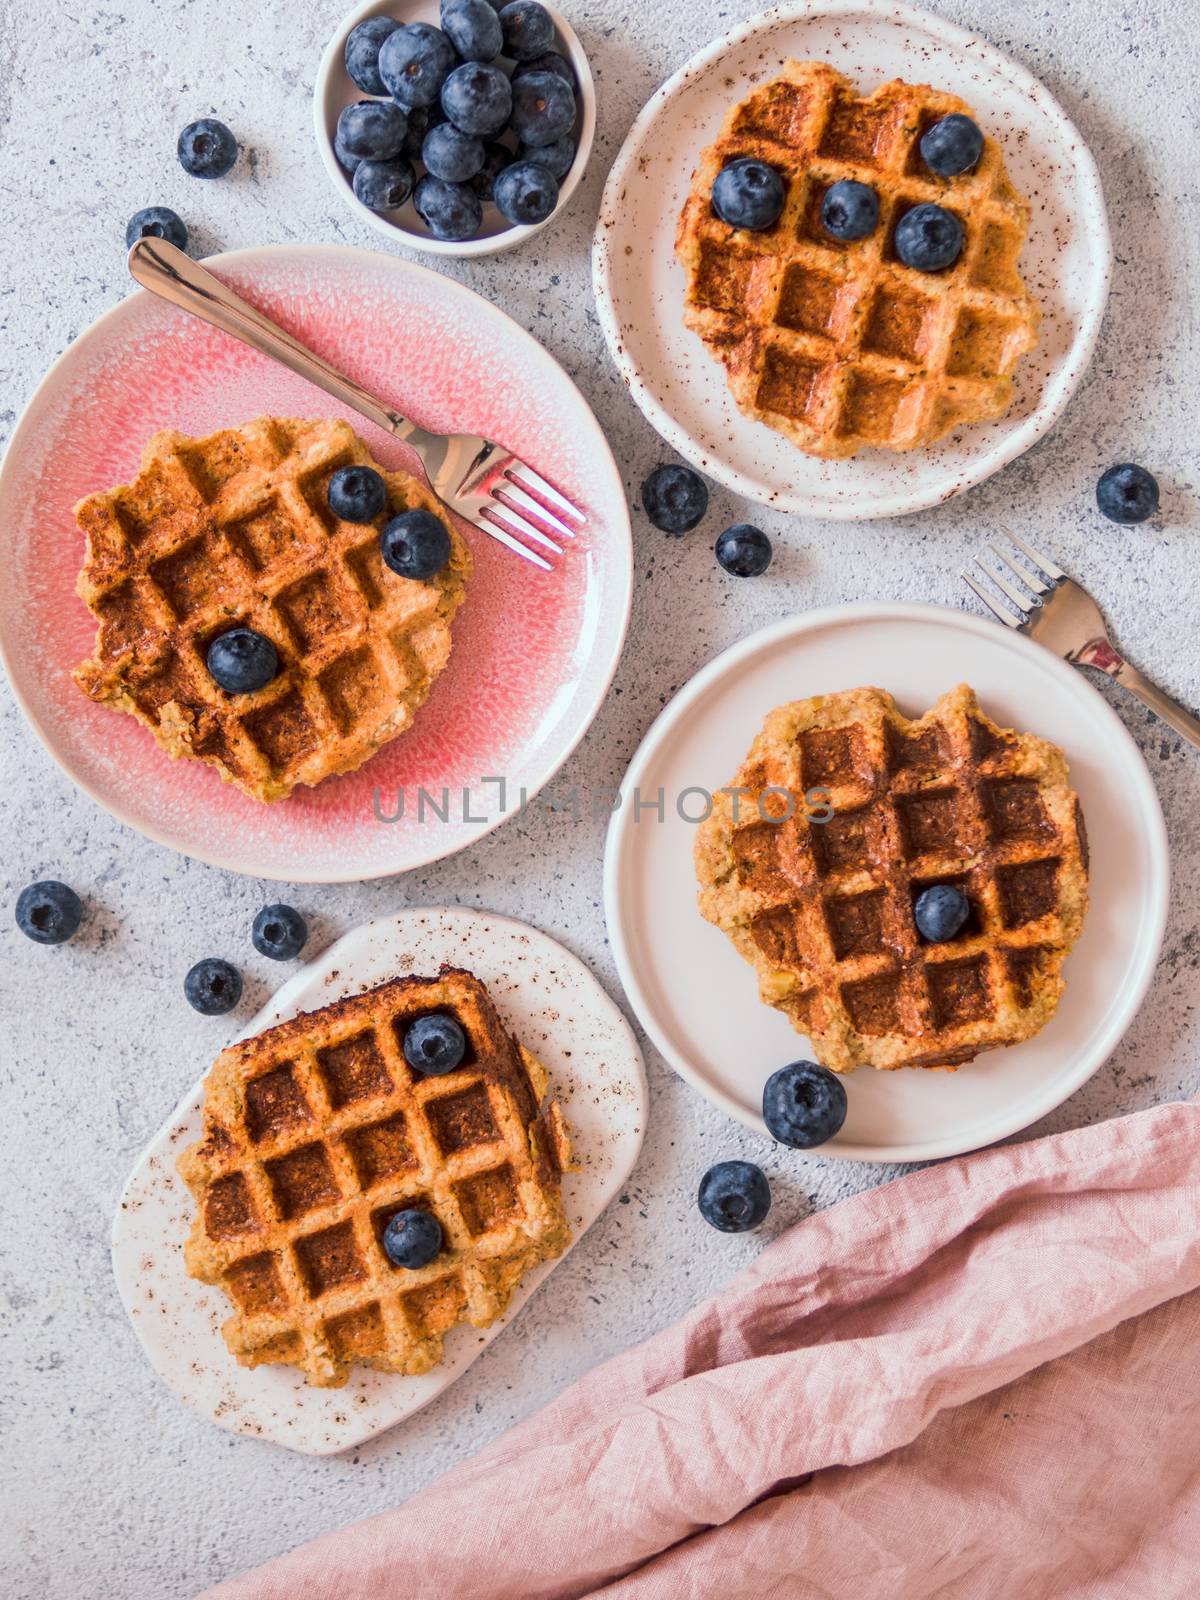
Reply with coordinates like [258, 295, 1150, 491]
[112, 909, 646, 1454]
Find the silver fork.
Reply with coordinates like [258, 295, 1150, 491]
[962, 530, 1200, 751]
[127, 238, 583, 571]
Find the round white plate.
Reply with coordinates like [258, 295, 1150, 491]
[111, 908, 646, 1454]
[593, 0, 1111, 521]
[604, 604, 1168, 1163]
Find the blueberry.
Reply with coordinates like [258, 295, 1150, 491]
[920, 113, 984, 178]
[520, 132, 574, 181]
[177, 118, 238, 179]
[413, 173, 483, 239]
[440, 62, 512, 136]
[328, 465, 387, 523]
[493, 158, 558, 225]
[353, 156, 416, 211]
[499, 1, 555, 61]
[206, 628, 278, 694]
[711, 158, 786, 232]
[126, 206, 188, 254]
[382, 1208, 444, 1269]
[402, 103, 448, 159]
[379, 22, 457, 108]
[334, 132, 363, 174]
[184, 958, 242, 1016]
[762, 1061, 847, 1149]
[15, 881, 83, 945]
[820, 179, 880, 242]
[344, 16, 402, 96]
[513, 51, 575, 88]
[441, 0, 503, 63]
[894, 203, 963, 272]
[641, 464, 708, 534]
[697, 1161, 771, 1233]
[403, 1012, 468, 1075]
[716, 524, 772, 577]
[913, 883, 971, 942]
[252, 903, 308, 961]
[423, 122, 485, 183]
[381, 507, 453, 578]
[1096, 463, 1159, 524]
[336, 99, 409, 161]
[509, 70, 575, 147]
[470, 139, 515, 200]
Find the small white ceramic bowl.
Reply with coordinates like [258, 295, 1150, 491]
[314, 0, 595, 257]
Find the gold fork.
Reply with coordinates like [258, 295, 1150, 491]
[962, 530, 1200, 752]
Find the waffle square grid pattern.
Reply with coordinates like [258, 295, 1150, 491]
[694, 686, 1088, 1071]
[178, 970, 571, 1388]
[676, 62, 1041, 458]
[73, 417, 471, 802]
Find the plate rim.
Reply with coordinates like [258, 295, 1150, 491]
[603, 600, 1169, 1162]
[0, 240, 634, 883]
[110, 903, 649, 1454]
[591, 0, 1113, 522]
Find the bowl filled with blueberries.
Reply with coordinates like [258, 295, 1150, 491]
[314, 0, 595, 254]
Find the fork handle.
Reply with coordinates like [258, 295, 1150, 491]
[1105, 659, 1200, 752]
[127, 238, 413, 441]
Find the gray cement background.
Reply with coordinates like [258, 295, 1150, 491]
[1, 0, 1197, 1594]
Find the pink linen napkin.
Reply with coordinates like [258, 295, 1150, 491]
[205, 1100, 1200, 1599]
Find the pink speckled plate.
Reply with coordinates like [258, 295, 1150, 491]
[0, 244, 632, 881]
[111, 907, 647, 1454]
[593, 0, 1111, 520]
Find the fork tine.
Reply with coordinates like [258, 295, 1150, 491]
[962, 570, 1024, 629]
[988, 540, 1049, 596]
[485, 500, 565, 555]
[471, 514, 552, 571]
[976, 553, 1038, 611]
[506, 462, 586, 523]
[496, 479, 577, 539]
[1000, 527, 1066, 582]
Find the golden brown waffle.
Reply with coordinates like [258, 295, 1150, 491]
[73, 417, 470, 802]
[178, 968, 572, 1388]
[695, 686, 1087, 1071]
[676, 62, 1040, 458]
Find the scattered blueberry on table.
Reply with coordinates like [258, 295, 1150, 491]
[252, 905, 308, 962]
[820, 179, 879, 242]
[914, 884, 971, 943]
[184, 958, 243, 1015]
[16, 881, 83, 945]
[920, 113, 984, 177]
[206, 628, 278, 694]
[641, 463, 709, 534]
[403, 1013, 468, 1076]
[697, 1160, 771, 1232]
[711, 157, 786, 231]
[1096, 463, 1159, 524]
[894, 203, 964, 272]
[762, 1061, 848, 1148]
[177, 117, 238, 179]
[327, 464, 388, 523]
[332, 0, 582, 241]
[715, 524, 773, 578]
[383, 1208, 444, 1269]
[125, 206, 188, 252]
